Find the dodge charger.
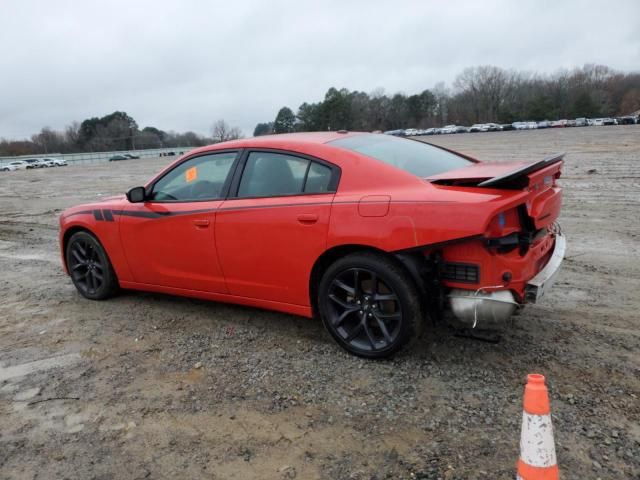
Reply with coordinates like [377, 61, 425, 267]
[59, 132, 565, 358]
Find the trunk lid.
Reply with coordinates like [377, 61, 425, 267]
[427, 154, 564, 230]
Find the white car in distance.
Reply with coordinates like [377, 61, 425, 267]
[43, 157, 68, 166]
[2, 161, 28, 171]
[469, 124, 489, 132]
[440, 125, 458, 134]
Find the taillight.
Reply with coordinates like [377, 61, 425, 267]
[486, 208, 520, 237]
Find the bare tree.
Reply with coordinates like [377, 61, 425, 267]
[31, 127, 65, 154]
[228, 127, 243, 140]
[211, 119, 243, 143]
[453, 66, 514, 123]
[64, 122, 80, 151]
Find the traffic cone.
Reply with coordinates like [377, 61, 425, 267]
[516, 373, 559, 480]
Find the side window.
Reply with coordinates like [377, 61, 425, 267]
[150, 152, 237, 201]
[238, 152, 309, 198]
[304, 162, 332, 193]
[237, 151, 337, 198]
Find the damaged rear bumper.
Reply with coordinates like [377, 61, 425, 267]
[447, 231, 566, 327]
[523, 232, 566, 303]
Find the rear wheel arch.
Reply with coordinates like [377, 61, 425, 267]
[315, 249, 425, 357]
[309, 244, 426, 317]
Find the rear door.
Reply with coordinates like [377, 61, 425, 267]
[215, 150, 339, 306]
[119, 151, 239, 292]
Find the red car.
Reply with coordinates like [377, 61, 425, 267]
[59, 132, 565, 358]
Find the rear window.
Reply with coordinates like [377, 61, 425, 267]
[330, 134, 473, 178]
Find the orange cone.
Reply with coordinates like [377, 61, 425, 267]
[516, 374, 559, 480]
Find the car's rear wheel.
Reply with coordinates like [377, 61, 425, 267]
[66, 231, 118, 300]
[318, 252, 422, 358]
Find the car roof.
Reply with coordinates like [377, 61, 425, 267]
[190, 131, 368, 155]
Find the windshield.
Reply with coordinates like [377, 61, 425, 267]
[330, 134, 473, 178]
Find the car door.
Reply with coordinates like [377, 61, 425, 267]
[216, 150, 339, 306]
[119, 151, 239, 293]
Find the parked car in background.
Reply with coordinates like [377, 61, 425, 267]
[50, 158, 68, 166]
[526, 122, 538, 129]
[617, 116, 636, 125]
[383, 130, 405, 136]
[59, 131, 565, 358]
[592, 118, 605, 126]
[2, 163, 19, 171]
[512, 122, 527, 130]
[109, 154, 129, 162]
[41, 158, 56, 167]
[500, 124, 514, 131]
[23, 159, 43, 169]
[469, 124, 488, 133]
[423, 128, 437, 135]
[603, 118, 617, 126]
[537, 121, 551, 129]
[566, 120, 576, 127]
[440, 125, 458, 134]
[9, 160, 33, 170]
[124, 153, 140, 159]
[484, 123, 501, 131]
[551, 120, 568, 128]
[575, 118, 588, 127]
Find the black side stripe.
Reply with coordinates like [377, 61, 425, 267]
[110, 208, 213, 219]
[102, 209, 114, 221]
[93, 209, 104, 221]
[67, 210, 94, 218]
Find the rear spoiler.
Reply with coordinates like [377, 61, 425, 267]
[477, 153, 565, 188]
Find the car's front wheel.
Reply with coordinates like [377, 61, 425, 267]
[318, 252, 422, 358]
[66, 231, 119, 300]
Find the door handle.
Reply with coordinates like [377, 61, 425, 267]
[297, 213, 318, 224]
[193, 219, 210, 228]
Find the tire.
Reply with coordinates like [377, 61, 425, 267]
[66, 231, 119, 300]
[318, 252, 423, 358]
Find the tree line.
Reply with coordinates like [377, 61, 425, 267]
[0, 112, 242, 157]
[256, 64, 640, 135]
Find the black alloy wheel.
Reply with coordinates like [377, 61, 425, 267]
[318, 253, 422, 358]
[66, 231, 118, 300]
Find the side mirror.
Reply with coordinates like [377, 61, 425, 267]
[126, 186, 147, 203]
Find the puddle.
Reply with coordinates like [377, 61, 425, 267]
[0, 353, 81, 382]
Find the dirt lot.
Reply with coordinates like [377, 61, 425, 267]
[1, 126, 639, 479]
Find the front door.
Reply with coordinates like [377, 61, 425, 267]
[119, 151, 238, 293]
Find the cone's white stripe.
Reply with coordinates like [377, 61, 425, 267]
[519, 412, 557, 468]
[516, 476, 524, 480]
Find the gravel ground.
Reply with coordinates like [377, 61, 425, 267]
[0, 126, 639, 479]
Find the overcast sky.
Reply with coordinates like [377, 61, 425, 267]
[1, 0, 638, 139]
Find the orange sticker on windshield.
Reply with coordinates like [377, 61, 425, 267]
[185, 166, 198, 183]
